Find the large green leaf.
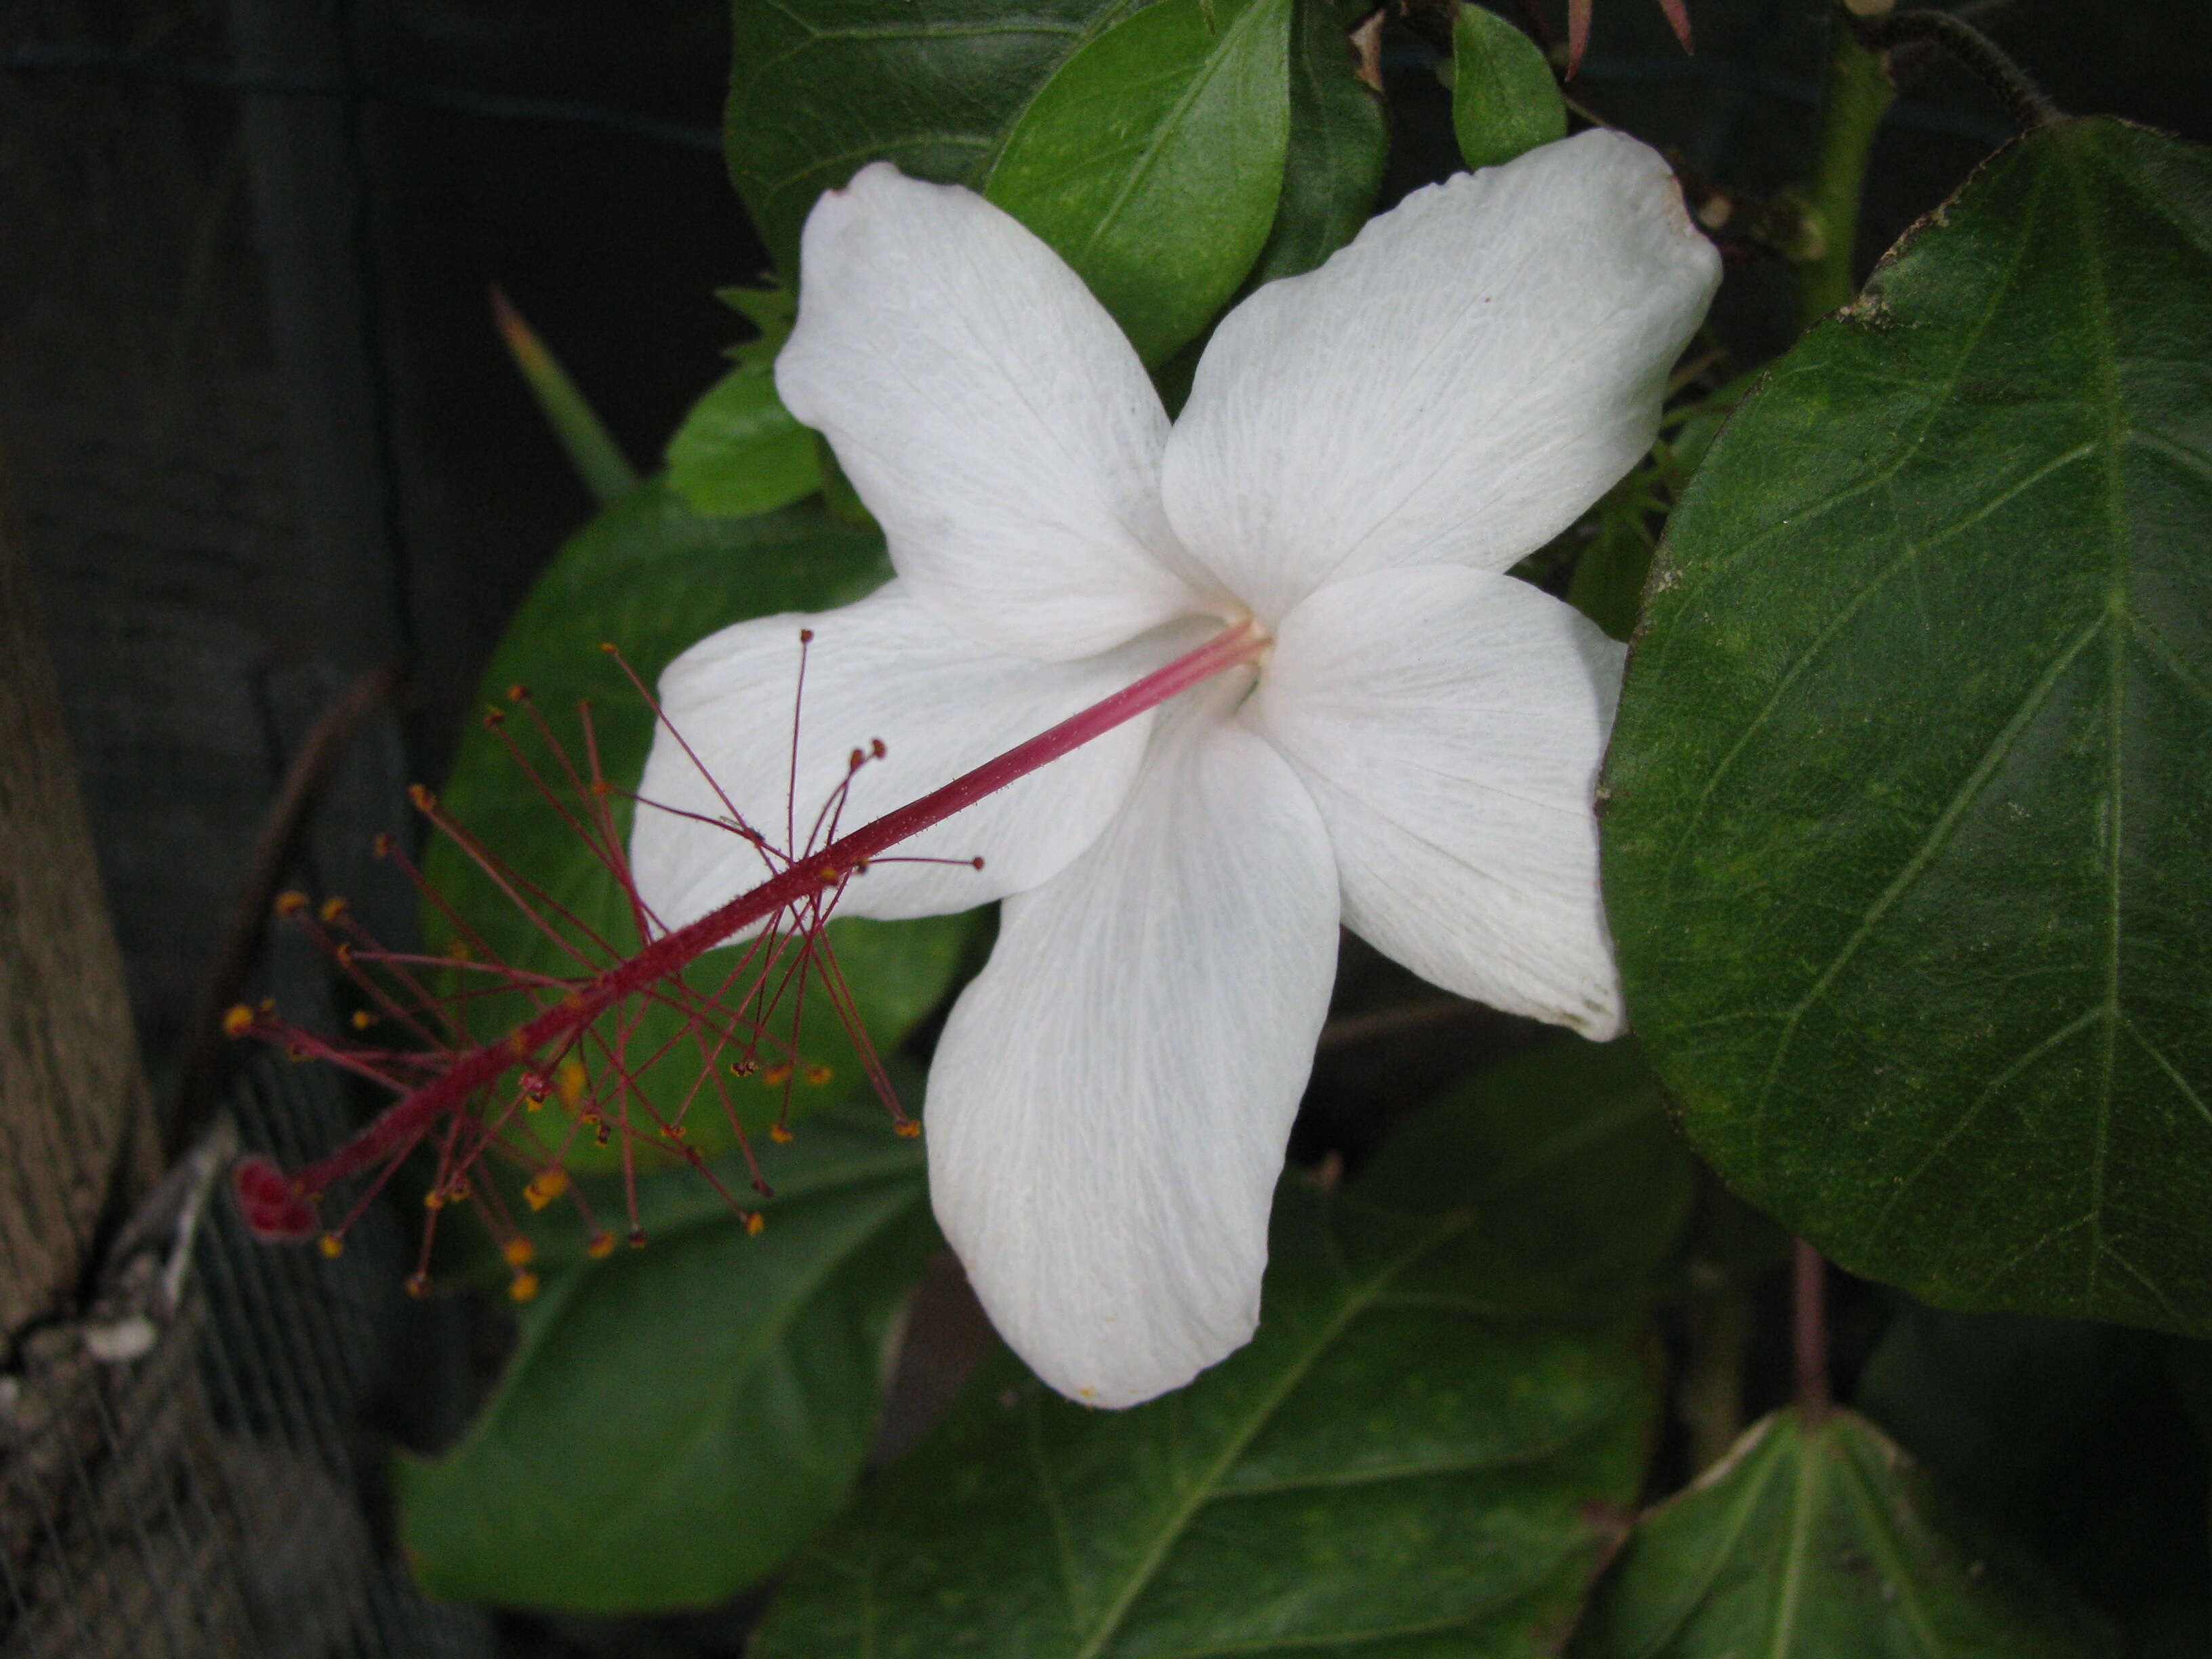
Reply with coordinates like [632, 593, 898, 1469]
[1601, 119, 2212, 1332]
[1570, 1408, 2118, 1658]
[1358, 1035, 1699, 1322]
[396, 1105, 936, 1612]
[985, 0, 1294, 365]
[725, 0, 1138, 282]
[752, 1179, 1655, 1658]
[426, 483, 970, 1170]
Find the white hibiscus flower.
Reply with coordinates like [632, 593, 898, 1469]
[633, 129, 1719, 1407]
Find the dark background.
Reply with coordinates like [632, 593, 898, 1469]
[4, 1, 2208, 1652]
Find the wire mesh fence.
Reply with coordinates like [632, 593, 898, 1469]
[1, 1054, 490, 1658]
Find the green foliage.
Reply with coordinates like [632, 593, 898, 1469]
[1570, 1408, 2118, 1658]
[1357, 1034, 1699, 1319]
[724, 0, 1139, 283]
[396, 1105, 937, 1612]
[1568, 374, 1749, 642]
[1602, 119, 2212, 1334]
[985, 0, 1294, 365]
[426, 483, 969, 1170]
[1242, 0, 1387, 290]
[726, 0, 1382, 363]
[1450, 4, 1565, 171]
[753, 1178, 1656, 1658]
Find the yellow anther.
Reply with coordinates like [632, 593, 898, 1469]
[317, 1233, 344, 1258]
[350, 1009, 374, 1031]
[371, 832, 394, 859]
[730, 1059, 758, 1078]
[804, 1063, 834, 1088]
[556, 1057, 588, 1107]
[448, 1178, 471, 1201]
[275, 890, 309, 917]
[424, 1189, 447, 1210]
[409, 783, 437, 812]
[745, 1212, 765, 1237]
[523, 1168, 569, 1210]
[502, 1237, 535, 1268]
[507, 682, 529, 701]
[585, 1231, 615, 1259]
[769, 1122, 794, 1144]
[221, 1004, 255, 1037]
[664, 1122, 686, 1140]
[893, 1120, 922, 1139]
[405, 1273, 430, 1299]
[508, 1271, 540, 1303]
[318, 896, 348, 923]
[762, 1064, 792, 1088]
[447, 938, 472, 962]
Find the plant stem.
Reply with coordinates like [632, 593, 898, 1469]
[1851, 9, 2061, 134]
[1792, 1239, 1832, 1418]
[1793, 5, 1896, 328]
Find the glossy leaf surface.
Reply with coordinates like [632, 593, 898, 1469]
[725, 0, 1136, 281]
[1603, 119, 2212, 1332]
[1571, 1408, 2117, 1657]
[1451, 4, 1565, 172]
[986, 0, 1294, 364]
[753, 1179, 1655, 1658]
[397, 1106, 935, 1612]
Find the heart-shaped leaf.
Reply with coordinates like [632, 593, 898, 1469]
[752, 1178, 1656, 1657]
[1570, 1408, 2118, 1657]
[1602, 119, 2212, 1333]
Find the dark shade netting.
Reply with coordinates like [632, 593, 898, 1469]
[1, 1054, 490, 1658]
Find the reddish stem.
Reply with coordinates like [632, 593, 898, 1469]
[1793, 1239, 1831, 1419]
[293, 619, 1265, 1193]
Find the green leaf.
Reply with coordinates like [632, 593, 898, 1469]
[1357, 1035, 1699, 1321]
[491, 289, 640, 507]
[1601, 119, 2212, 1332]
[725, 0, 1139, 283]
[1451, 5, 1564, 173]
[426, 483, 970, 1170]
[1225, 0, 1384, 291]
[1570, 1407, 2119, 1658]
[752, 1179, 1655, 1658]
[396, 1105, 937, 1612]
[985, 0, 1296, 365]
[716, 283, 796, 371]
[663, 367, 819, 518]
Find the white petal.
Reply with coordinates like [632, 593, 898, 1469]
[1252, 565, 1626, 1038]
[1161, 129, 1721, 624]
[775, 164, 1206, 662]
[924, 682, 1339, 1408]
[631, 583, 1193, 933]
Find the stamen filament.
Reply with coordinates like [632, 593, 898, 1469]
[285, 619, 1265, 1197]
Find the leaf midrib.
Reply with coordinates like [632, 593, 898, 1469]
[1063, 1210, 1478, 1659]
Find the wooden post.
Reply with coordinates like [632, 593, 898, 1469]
[0, 459, 159, 1342]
